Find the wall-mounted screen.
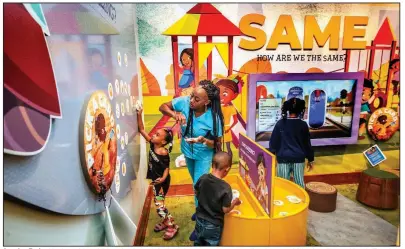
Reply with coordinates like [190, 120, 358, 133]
[247, 72, 364, 147]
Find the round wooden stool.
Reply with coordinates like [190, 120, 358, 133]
[306, 182, 337, 212]
[356, 168, 399, 209]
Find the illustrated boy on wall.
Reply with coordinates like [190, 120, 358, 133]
[359, 78, 376, 139]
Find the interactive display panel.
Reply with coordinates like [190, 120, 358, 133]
[247, 73, 364, 147]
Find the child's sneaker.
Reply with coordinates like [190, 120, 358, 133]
[154, 221, 168, 232]
[163, 224, 179, 240]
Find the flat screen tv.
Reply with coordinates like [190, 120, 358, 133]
[247, 72, 364, 147]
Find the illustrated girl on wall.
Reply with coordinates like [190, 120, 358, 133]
[359, 78, 376, 139]
[216, 76, 244, 159]
[178, 48, 194, 89]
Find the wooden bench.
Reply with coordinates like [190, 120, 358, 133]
[306, 182, 337, 212]
[356, 168, 399, 209]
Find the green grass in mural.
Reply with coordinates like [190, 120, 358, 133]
[334, 184, 399, 227]
[145, 114, 239, 170]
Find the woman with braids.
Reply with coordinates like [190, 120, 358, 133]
[159, 80, 224, 241]
[269, 97, 314, 188]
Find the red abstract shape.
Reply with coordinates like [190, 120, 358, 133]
[314, 89, 321, 102]
[4, 3, 61, 117]
[197, 13, 241, 36]
[374, 18, 396, 45]
[256, 85, 267, 103]
[187, 3, 220, 14]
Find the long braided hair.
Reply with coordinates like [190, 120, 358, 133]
[184, 80, 225, 152]
[281, 97, 306, 119]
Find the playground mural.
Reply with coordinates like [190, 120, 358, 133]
[136, 3, 400, 171]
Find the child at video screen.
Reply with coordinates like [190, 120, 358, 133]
[136, 106, 179, 240]
[194, 152, 241, 246]
[268, 98, 314, 188]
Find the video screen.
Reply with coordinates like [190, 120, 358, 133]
[255, 79, 357, 142]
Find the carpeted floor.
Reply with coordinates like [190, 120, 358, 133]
[308, 193, 397, 246]
[143, 196, 195, 246]
[334, 184, 399, 227]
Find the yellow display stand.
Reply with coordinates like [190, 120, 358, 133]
[220, 174, 309, 246]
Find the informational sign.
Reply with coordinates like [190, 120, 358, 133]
[238, 133, 275, 216]
[363, 145, 387, 167]
[258, 98, 282, 133]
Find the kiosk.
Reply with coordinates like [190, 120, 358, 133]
[220, 134, 309, 246]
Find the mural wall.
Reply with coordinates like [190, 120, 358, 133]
[136, 3, 400, 172]
[4, 3, 143, 217]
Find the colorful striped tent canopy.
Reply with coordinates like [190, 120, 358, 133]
[163, 3, 241, 36]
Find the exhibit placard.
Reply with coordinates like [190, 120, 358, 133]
[363, 145, 387, 167]
[239, 133, 275, 216]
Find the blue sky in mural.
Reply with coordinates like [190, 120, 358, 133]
[258, 80, 355, 100]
